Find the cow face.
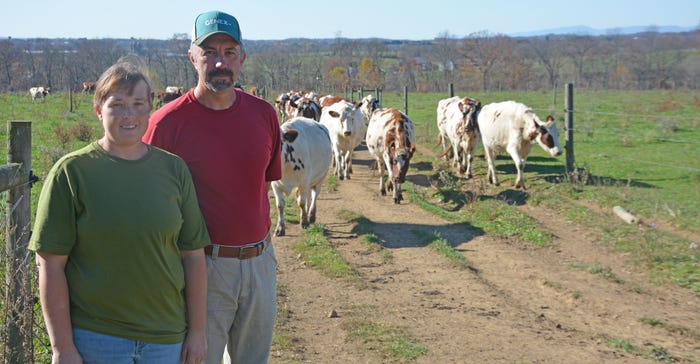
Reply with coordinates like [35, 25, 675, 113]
[386, 119, 415, 183]
[533, 117, 562, 157]
[458, 97, 481, 132]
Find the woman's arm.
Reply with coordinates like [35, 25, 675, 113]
[36, 251, 83, 363]
[179, 248, 207, 363]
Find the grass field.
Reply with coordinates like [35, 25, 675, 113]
[1, 89, 698, 232]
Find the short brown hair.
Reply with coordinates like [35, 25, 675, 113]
[93, 59, 153, 108]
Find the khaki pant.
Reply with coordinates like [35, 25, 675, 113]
[203, 243, 277, 364]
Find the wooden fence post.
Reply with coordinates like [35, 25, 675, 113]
[565, 83, 575, 174]
[449, 83, 454, 98]
[4, 120, 33, 364]
[403, 86, 408, 115]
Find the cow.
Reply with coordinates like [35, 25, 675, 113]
[436, 96, 482, 178]
[155, 90, 183, 108]
[29, 87, 50, 102]
[275, 90, 305, 121]
[82, 81, 96, 94]
[319, 94, 347, 109]
[271, 117, 333, 236]
[359, 94, 380, 124]
[165, 86, 184, 94]
[319, 99, 366, 180]
[292, 96, 322, 121]
[365, 107, 416, 204]
[477, 100, 562, 189]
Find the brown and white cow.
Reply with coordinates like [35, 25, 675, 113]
[271, 117, 333, 236]
[82, 81, 96, 94]
[155, 89, 183, 108]
[365, 108, 416, 204]
[477, 100, 562, 189]
[29, 87, 50, 102]
[436, 96, 482, 178]
[319, 99, 366, 180]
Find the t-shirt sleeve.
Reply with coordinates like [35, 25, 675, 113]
[29, 161, 78, 255]
[265, 106, 283, 182]
[176, 159, 211, 251]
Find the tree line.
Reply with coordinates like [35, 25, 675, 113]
[1, 28, 698, 97]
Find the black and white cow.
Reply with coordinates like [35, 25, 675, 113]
[271, 117, 333, 236]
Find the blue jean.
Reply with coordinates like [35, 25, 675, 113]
[72, 328, 183, 364]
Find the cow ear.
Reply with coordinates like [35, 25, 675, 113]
[283, 129, 299, 143]
[457, 102, 465, 113]
[545, 115, 555, 128]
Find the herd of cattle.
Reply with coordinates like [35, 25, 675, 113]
[270, 90, 562, 236]
[29, 82, 185, 108]
[26, 83, 561, 235]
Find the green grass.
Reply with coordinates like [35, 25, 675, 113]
[606, 336, 676, 363]
[342, 311, 428, 361]
[290, 224, 363, 283]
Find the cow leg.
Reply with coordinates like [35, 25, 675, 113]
[483, 148, 499, 185]
[297, 188, 310, 229]
[308, 185, 320, 224]
[464, 139, 476, 179]
[507, 146, 527, 189]
[272, 184, 286, 236]
[342, 151, 351, 180]
[334, 150, 344, 180]
[393, 180, 403, 204]
[377, 158, 387, 196]
[451, 144, 460, 170]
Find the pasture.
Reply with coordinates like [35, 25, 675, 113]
[0, 88, 698, 362]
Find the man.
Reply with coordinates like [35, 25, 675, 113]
[143, 10, 282, 364]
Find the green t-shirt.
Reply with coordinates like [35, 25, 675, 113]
[29, 142, 211, 344]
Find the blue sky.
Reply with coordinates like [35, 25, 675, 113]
[3, 0, 699, 40]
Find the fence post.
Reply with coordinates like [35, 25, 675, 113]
[564, 83, 575, 174]
[449, 83, 454, 97]
[403, 86, 408, 115]
[4, 120, 33, 364]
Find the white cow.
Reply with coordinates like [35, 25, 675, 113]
[477, 100, 562, 189]
[271, 117, 333, 236]
[29, 86, 50, 102]
[366, 108, 416, 204]
[165, 86, 184, 94]
[436, 96, 481, 178]
[319, 100, 366, 180]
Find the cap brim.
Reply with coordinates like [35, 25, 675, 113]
[193, 31, 241, 46]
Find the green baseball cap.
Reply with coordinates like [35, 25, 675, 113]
[192, 10, 242, 45]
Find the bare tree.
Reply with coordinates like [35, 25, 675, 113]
[528, 35, 565, 89]
[460, 31, 513, 91]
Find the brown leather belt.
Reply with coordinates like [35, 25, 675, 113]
[204, 233, 271, 259]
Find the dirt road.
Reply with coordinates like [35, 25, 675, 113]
[269, 147, 699, 364]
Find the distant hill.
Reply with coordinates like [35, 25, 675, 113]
[510, 25, 697, 37]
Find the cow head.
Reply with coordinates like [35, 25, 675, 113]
[532, 115, 562, 157]
[326, 102, 359, 136]
[458, 97, 481, 132]
[386, 117, 415, 184]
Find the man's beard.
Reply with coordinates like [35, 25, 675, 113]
[206, 69, 234, 92]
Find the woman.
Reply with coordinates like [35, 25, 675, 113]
[30, 60, 210, 364]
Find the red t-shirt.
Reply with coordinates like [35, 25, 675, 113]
[144, 89, 281, 246]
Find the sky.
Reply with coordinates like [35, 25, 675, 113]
[3, 0, 699, 40]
